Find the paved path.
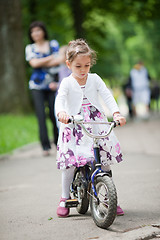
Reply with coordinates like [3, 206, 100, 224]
[0, 114, 160, 240]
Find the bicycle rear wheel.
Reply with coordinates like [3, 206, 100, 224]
[72, 169, 89, 214]
[90, 175, 117, 229]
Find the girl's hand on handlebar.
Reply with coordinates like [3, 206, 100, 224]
[113, 112, 126, 126]
[58, 111, 70, 124]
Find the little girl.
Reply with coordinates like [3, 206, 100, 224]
[55, 39, 126, 218]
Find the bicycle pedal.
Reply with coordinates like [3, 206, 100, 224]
[65, 199, 79, 208]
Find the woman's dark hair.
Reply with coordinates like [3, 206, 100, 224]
[28, 21, 48, 43]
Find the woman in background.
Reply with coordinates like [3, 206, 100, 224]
[25, 21, 63, 156]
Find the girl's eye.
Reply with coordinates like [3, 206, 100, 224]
[76, 66, 81, 68]
[85, 65, 90, 67]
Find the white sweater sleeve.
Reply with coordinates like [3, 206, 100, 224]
[96, 75, 120, 115]
[55, 78, 68, 116]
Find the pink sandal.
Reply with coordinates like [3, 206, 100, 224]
[57, 197, 70, 218]
[117, 205, 124, 216]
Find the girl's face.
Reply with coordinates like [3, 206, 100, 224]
[31, 27, 45, 42]
[66, 54, 91, 82]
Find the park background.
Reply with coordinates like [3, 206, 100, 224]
[0, 0, 160, 154]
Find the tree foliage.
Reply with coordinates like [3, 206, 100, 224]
[22, 0, 160, 85]
[1, 0, 160, 113]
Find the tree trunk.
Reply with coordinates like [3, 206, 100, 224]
[70, 0, 85, 39]
[0, 0, 30, 113]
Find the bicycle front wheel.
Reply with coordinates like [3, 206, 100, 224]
[90, 175, 117, 229]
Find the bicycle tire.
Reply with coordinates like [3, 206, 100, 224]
[90, 175, 117, 229]
[76, 181, 89, 214]
[72, 170, 89, 214]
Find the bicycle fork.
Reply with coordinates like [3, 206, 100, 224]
[90, 138, 112, 199]
[91, 138, 103, 197]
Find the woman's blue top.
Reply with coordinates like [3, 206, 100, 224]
[25, 40, 60, 90]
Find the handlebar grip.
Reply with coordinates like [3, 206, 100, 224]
[58, 117, 72, 123]
[116, 120, 120, 126]
[67, 118, 72, 123]
[112, 120, 120, 128]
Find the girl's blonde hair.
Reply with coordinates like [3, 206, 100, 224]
[66, 39, 97, 66]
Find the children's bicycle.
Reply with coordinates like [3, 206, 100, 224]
[65, 115, 120, 229]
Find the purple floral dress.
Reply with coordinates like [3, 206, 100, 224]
[56, 86, 123, 170]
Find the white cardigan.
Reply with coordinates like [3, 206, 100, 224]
[55, 73, 120, 117]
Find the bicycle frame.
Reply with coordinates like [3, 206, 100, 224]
[70, 115, 118, 198]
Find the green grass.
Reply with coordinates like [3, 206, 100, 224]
[0, 114, 52, 155]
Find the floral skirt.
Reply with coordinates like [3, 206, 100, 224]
[56, 105, 123, 169]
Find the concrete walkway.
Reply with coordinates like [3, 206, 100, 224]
[0, 114, 160, 240]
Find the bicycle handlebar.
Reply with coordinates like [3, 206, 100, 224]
[68, 115, 120, 139]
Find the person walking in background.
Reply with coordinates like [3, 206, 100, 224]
[55, 39, 126, 218]
[25, 21, 63, 156]
[58, 45, 72, 86]
[128, 61, 151, 118]
[123, 81, 133, 119]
